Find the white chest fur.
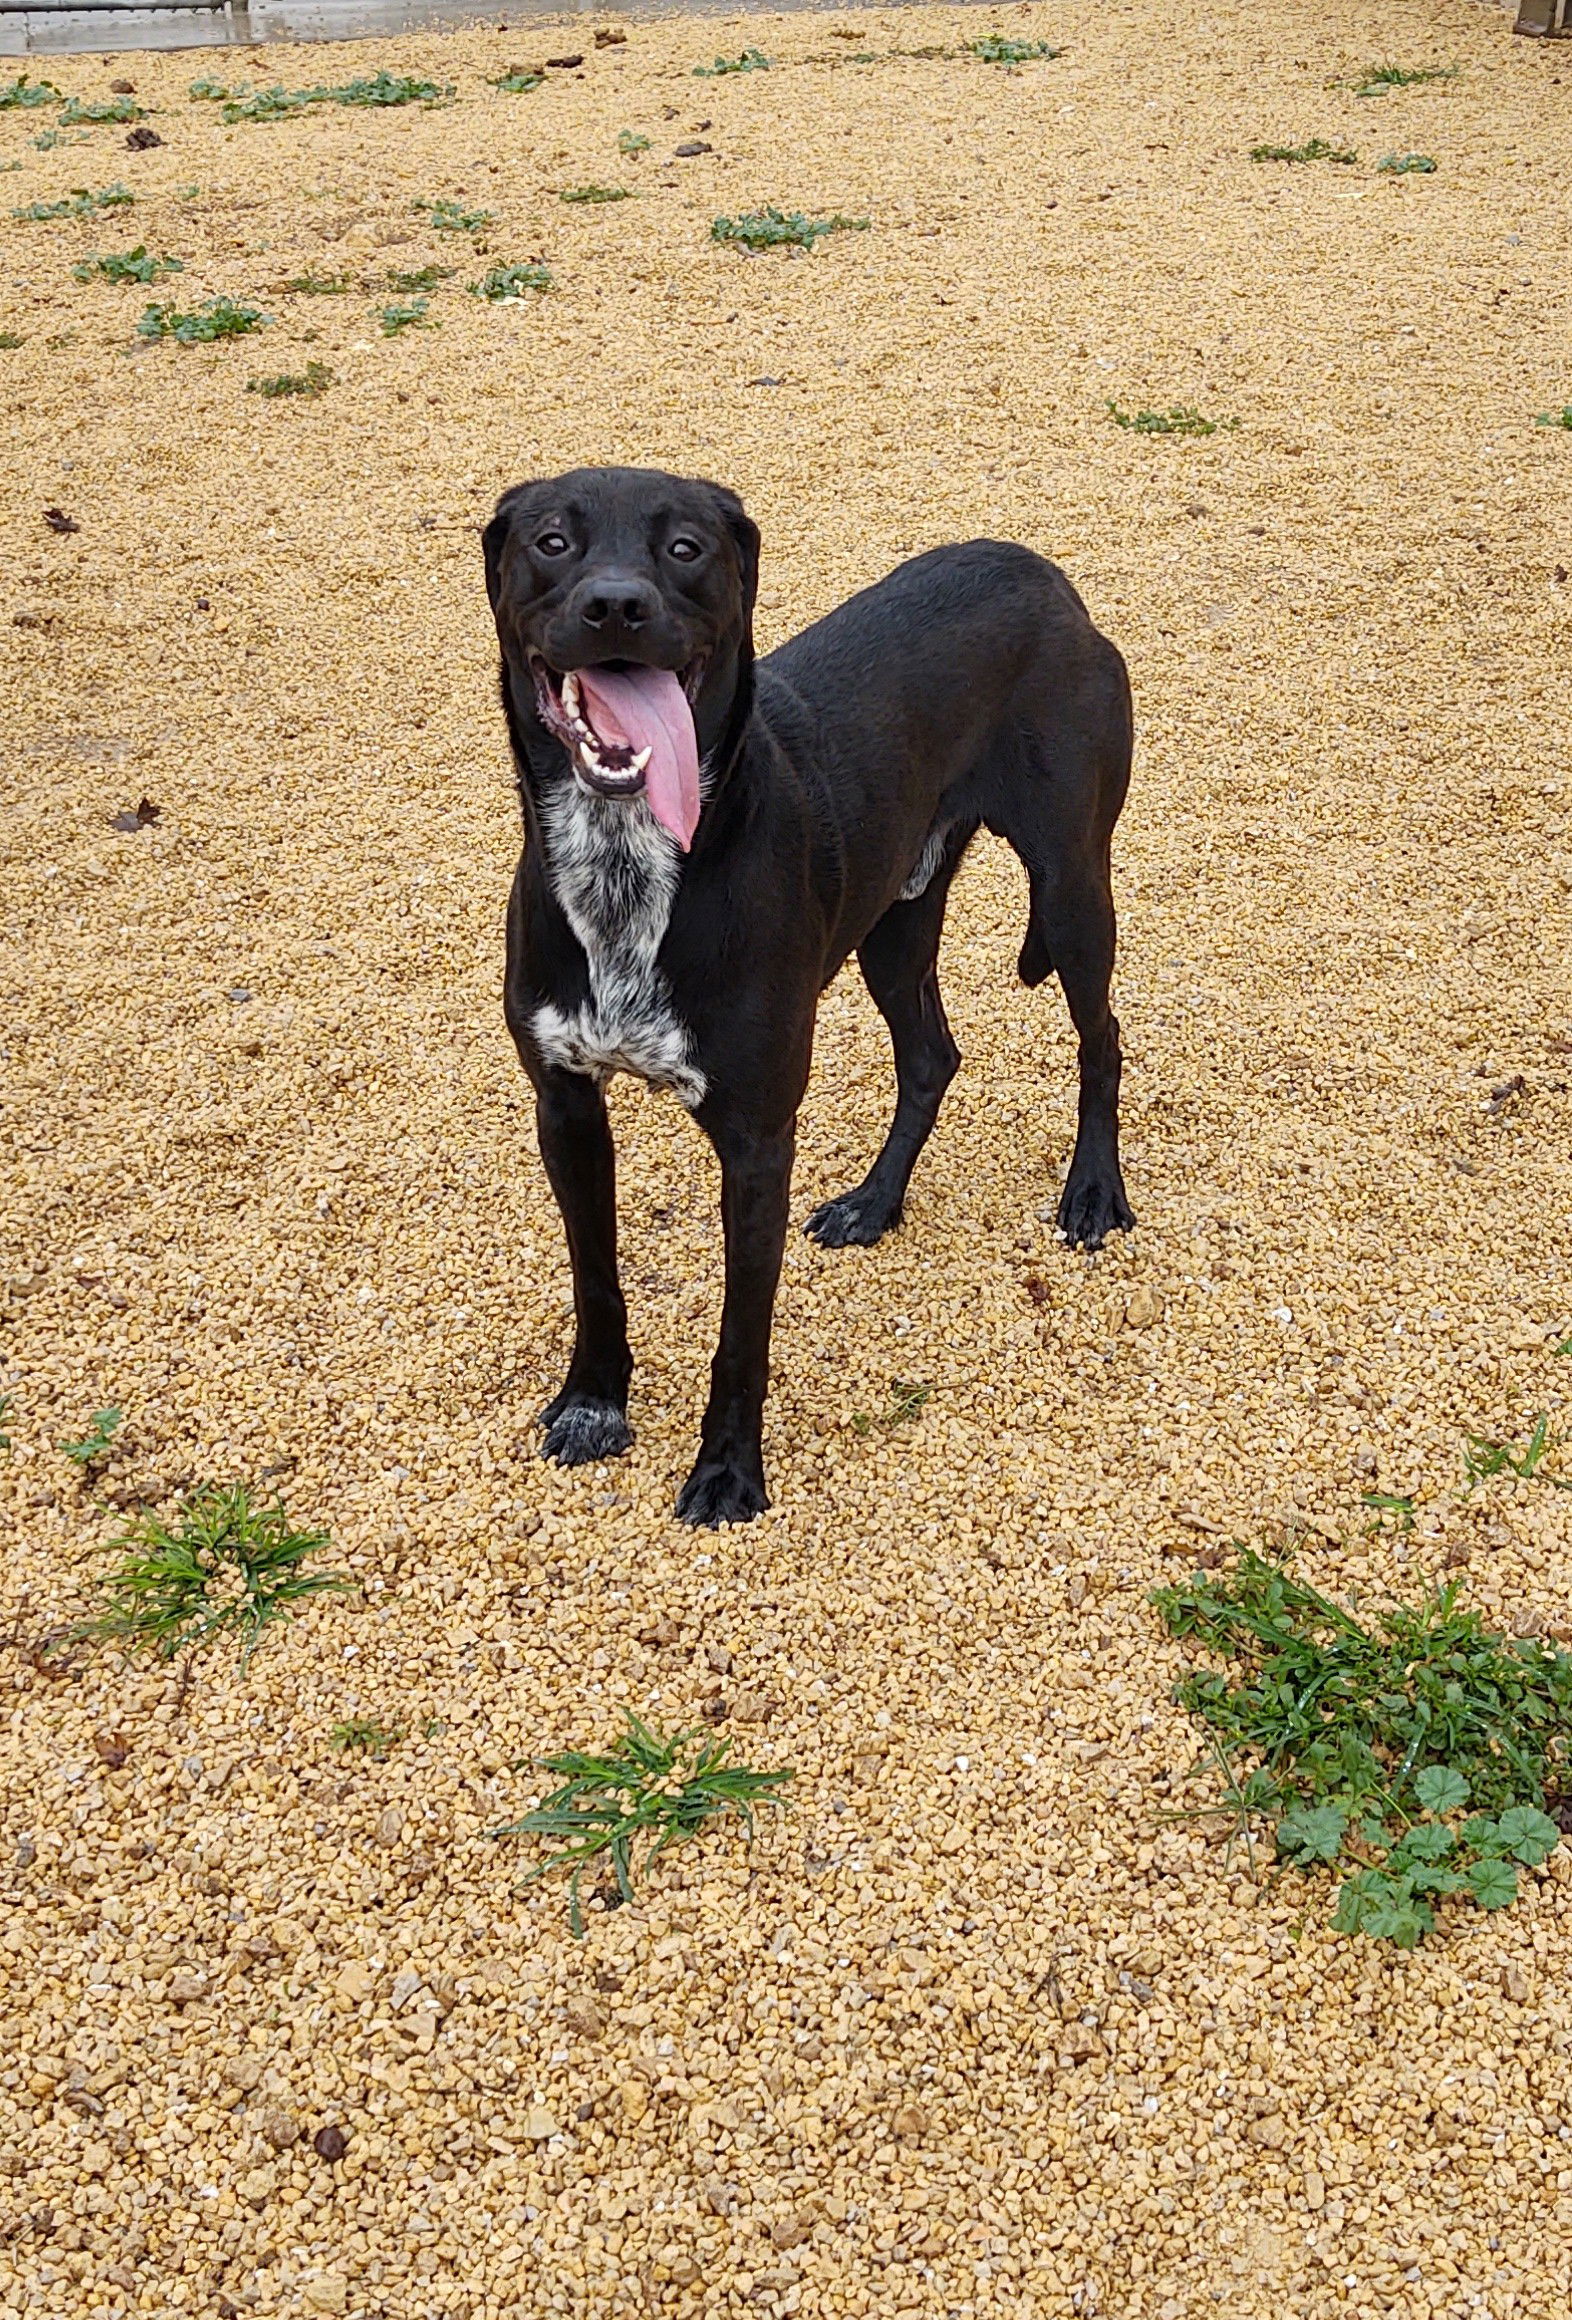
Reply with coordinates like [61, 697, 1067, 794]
[530, 785, 707, 1110]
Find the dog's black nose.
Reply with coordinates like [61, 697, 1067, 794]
[572, 571, 659, 632]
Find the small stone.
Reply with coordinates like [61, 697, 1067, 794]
[668, 2254, 702, 2288]
[619, 2079, 650, 2122]
[1503, 1963, 1531, 2004]
[375, 1805, 405, 1846]
[892, 2102, 928, 2139]
[1247, 2112, 1288, 2149]
[313, 2124, 350, 2163]
[261, 2106, 299, 2151]
[770, 2215, 809, 2250]
[731, 1689, 777, 1725]
[1303, 2168, 1326, 2211]
[303, 2278, 348, 2315]
[564, 1995, 605, 2038]
[239, 2166, 275, 2207]
[226, 2053, 265, 2091]
[705, 1641, 734, 1674]
[1124, 1285, 1163, 1329]
[390, 1969, 424, 2010]
[167, 1972, 206, 2007]
[702, 2177, 739, 2216]
[334, 1959, 377, 2005]
[639, 1616, 680, 1647]
[523, 2105, 560, 2140]
[674, 141, 713, 158]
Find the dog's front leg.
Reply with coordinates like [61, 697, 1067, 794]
[676, 1116, 796, 1527]
[534, 1069, 635, 1467]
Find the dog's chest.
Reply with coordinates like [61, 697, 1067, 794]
[532, 789, 706, 1109]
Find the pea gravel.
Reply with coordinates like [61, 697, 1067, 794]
[3, 6, 1572, 2317]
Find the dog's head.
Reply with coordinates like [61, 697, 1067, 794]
[483, 466, 759, 851]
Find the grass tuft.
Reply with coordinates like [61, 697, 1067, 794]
[191, 72, 451, 125]
[59, 97, 143, 127]
[694, 48, 770, 78]
[138, 295, 266, 344]
[0, 1392, 13, 1452]
[852, 1378, 933, 1437]
[1156, 1550, 1572, 1945]
[966, 37, 1063, 65]
[414, 196, 493, 235]
[13, 181, 134, 222]
[1377, 152, 1438, 175]
[489, 68, 543, 95]
[1536, 405, 1572, 431]
[331, 1716, 401, 1756]
[1463, 1413, 1572, 1493]
[247, 360, 333, 398]
[0, 74, 60, 110]
[1249, 139, 1358, 165]
[496, 1712, 792, 1935]
[283, 269, 349, 295]
[617, 130, 651, 155]
[471, 259, 552, 301]
[58, 1406, 122, 1468]
[385, 262, 456, 292]
[378, 297, 434, 335]
[1107, 401, 1237, 437]
[72, 1483, 349, 1665]
[0, 331, 21, 349]
[72, 244, 183, 285]
[1351, 62, 1459, 98]
[710, 205, 869, 253]
[560, 184, 633, 204]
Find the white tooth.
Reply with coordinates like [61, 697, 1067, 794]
[629, 746, 652, 773]
[562, 671, 580, 717]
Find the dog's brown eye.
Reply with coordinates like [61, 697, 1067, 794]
[668, 536, 702, 563]
[536, 531, 570, 556]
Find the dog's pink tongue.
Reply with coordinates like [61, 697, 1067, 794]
[574, 665, 701, 850]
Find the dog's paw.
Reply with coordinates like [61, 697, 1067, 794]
[674, 1459, 769, 1529]
[1056, 1170, 1136, 1253]
[803, 1186, 902, 1249]
[539, 1398, 634, 1467]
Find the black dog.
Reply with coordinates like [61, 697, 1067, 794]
[483, 467, 1134, 1526]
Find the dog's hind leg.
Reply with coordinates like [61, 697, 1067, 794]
[1017, 844, 1134, 1251]
[804, 835, 970, 1249]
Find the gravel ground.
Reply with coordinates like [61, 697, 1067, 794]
[3, 5, 1572, 2316]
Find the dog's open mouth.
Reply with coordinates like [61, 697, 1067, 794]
[530, 654, 706, 851]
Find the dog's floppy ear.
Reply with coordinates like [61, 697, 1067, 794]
[482, 484, 532, 617]
[708, 484, 760, 655]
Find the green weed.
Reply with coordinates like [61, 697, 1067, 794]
[379, 297, 434, 335]
[694, 48, 770, 78]
[1378, 152, 1438, 174]
[58, 1406, 122, 1468]
[0, 330, 25, 348]
[1360, 1488, 1415, 1532]
[331, 1716, 401, 1756]
[59, 97, 143, 127]
[472, 259, 552, 301]
[0, 1392, 13, 1452]
[1250, 138, 1359, 165]
[0, 74, 59, 110]
[385, 262, 455, 291]
[967, 37, 1063, 64]
[1537, 406, 1572, 432]
[1107, 401, 1237, 436]
[1463, 1413, 1572, 1493]
[415, 195, 493, 235]
[191, 71, 450, 126]
[13, 181, 134, 222]
[283, 269, 349, 294]
[1156, 1550, 1572, 1946]
[72, 1483, 348, 1665]
[710, 205, 869, 252]
[72, 244, 183, 285]
[617, 130, 651, 155]
[560, 184, 632, 204]
[138, 295, 266, 344]
[1351, 63, 1459, 98]
[489, 67, 543, 94]
[31, 131, 84, 153]
[247, 360, 333, 398]
[496, 1712, 792, 1935]
[851, 1378, 933, 1437]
